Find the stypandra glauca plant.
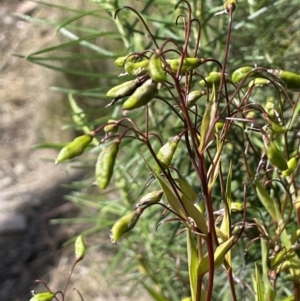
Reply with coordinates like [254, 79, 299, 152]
[36, 1, 300, 301]
[29, 236, 86, 301]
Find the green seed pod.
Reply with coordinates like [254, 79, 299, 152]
[267, 69, 300, 91]
[231, 202, 243, 212]
[263, 137, 288, 171]
[224, 0, 237, 13]
[134, 190, 163, 209]
[187, 90, 206, 107]
[123, 79, 158, 110]
[263, 114, 287, 134]
[55, 134, 93, 164]
[104, 119, 119, 133]
[30, 292, 55, 301]
[106, 79, 140, 98]
[110, 209, 142, 244]
[166, 57, 204, 73]
[245, 110, 256, 120]
[155, 135, 180, 173]
[95, 140, 119, 189]
[75, 235, 86, 261]
[114, 54, 138, 68]
[125, 60, 149, 76]
[231, 66, 253, 83]
[148, 53, 166, 82]
[199, 71, 222, 88]
[282, 157, 298, 177]
[114, 56, 127, 68]
[264, 97, 275, 117]
[215, 121, 224, 131]
[248, 78, 270, 88]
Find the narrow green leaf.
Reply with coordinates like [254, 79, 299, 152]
[220, 160, 232, 238]
[58, 28, 115, 55]
[176, 178, 198, 202]
[140, 282, 170, 301]
[31, 143, 66, 150]
[29, 0, 86, 13]
[197, 236, 234, 277]
[18, 54, 109, 61]
[289, 100, 300, 129]
[198, 83, 216, 152]
[254, 264, 265, 301]
[220, 161, 232, 263]
[207, 136, 222, 191]
[255, 181, 281, 223]
[144, 158, 208, 235]
[56, 9, 103, 33]
[282, 296, 295, 301]
[260, 239, 276, 301]
[68, 93, 99, 145]
[23, 60, 109, 78]
[187, 230, 198, 301]
[27, 32, 116, 58]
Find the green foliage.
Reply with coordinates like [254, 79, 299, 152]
[20, 0, 300, 301]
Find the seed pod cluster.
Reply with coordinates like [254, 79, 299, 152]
[108, 53, 205, 111]
[110, 208, 143, 244]
[55, 133, 94, 164]
[155, 135, 180, 173]
[95, 139, 120, 189]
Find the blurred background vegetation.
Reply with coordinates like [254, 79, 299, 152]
[12, 0, 300, 300]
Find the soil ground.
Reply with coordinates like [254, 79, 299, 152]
[0, 1, 151, 300]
